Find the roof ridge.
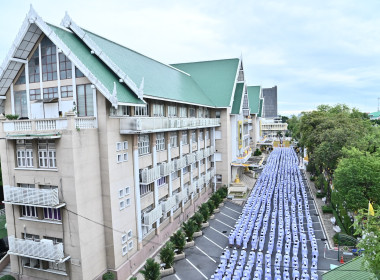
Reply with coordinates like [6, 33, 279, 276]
[172, 57, 240, 65]
[81, 27, 192, 77]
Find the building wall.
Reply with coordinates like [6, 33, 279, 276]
[263, 86, 278, 118]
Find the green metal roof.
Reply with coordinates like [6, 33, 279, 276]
[81, 29, 215, 107]
[231, 83, 244, 114]
[171, 59, 240, 107]
[258, 98, 264, 117]
[48, 24, 144, 105]
[369, 111, 380, 118]
[322, 257, 377, 280]
[247, 86, 261, 114]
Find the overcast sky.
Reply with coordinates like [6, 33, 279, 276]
[1, 0, 379, 115]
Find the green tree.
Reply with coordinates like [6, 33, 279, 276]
[170, 230, 186, 254]
[333, 148, 380, 211]
[102, 272, 115, 280]
[182, 220, 196, 241]
[199, 203, 210, 222]
[160, 242, 175, 269]
[140, 258, 160, 280]
[207, 200, 215, 215]
[353, 207, 380, 276]
[191, 212, 204, 232]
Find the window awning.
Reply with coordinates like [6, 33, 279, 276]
[6, 133, 62, 140]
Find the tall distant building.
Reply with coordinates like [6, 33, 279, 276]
[262, 86, 278, 118]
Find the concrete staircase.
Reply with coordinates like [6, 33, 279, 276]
[0, 263, 11, 277]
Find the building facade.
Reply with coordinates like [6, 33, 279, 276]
[0, 8, 262, 280]
[262, 86, 278, 118]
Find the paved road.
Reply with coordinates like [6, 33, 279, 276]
[163, 164, 340, 280]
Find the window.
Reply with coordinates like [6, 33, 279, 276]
[128, 240, 133, 250]
[192, 162, 197, 169]
[119, 189, 124, 198]
[116, 142, 123, 151]
[123, 141, 128, 150]
[14, 90, 28, 118]
[179, 106, 187, 118]
[122, 234, 127, 244]
[181, 131, 188, 145]
[198, 108, 204, 118]
[189, 106, 196, 117]
[122, 245, 128, 256]
[41, 37, 57, 81]
[29, 89, 41, 101]
[134, 105, 149, 116]
[127, 230, 133, 240]
[205, 130, 210, 140]
[125, 186, 130, 195]
[215, 111, 221, 118]
[23, 233, 40, 241]
[125, 198, 131, 207]
[77, 84, 94, 117]
[182, 166, 189, 174]
[170, 132, 177, 148]
[168, 105, 177, 117]
[110, 106, 130, 116]
[157, 176, 167, 187]
[15, 69, 26, 85]
[123, 153, 128, 161]
[75, 67, 84, 78]
[156, 133, 165, 151]
[140, 183, 153, 196]
[205, 108, 210, 118]
[172, 171, 179, 180]
[201, 159, 205, 166]
[216, 174, 222, 183]
[199, 130, 204, 141]
[153, 103, 164, 117]
[191, 130, 196, 142]
[38, 140, 56, 168]
[120, 200, 125, 210]
[28, 48, 40, 83]
[43, 87, 58, 99]
[43, 208, 61, 221]
[21, 205, 37, 218]
[117, 154, 122, 163]
[16, 140, 33, 168]
[61, 85, 73, 98]
[138, 134, 150, 155]
[59, 53, 72, 80]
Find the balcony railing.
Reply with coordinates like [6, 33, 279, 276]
[160, 161, 175, 177]
[186, 153, 196, 165]
[161, 196, 176, 213]
[120, 117, 220, 133]
[236, 148, 252, 164]
[143, 205, 162, 225]
[2, 116, 97, 135]
[3, 185, 61, 207]
[210, 168, 216, 178]
[196, 150, 204, 161]
[141, 166, 161, 184]
[8, 236, 65, 262]
[175, 190, 187, 203]
[175, 157, 187, 170]
[188, 182, 197, 195]
[205, 172, 211, 182]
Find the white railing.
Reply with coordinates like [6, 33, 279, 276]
[161, 196, 177, 213]
[36, 119, 68, 130]
[188, 182, 197, 195]
[204, 147, 210, 158]
[236, 149, 252, 164]
[143, 205, 162, 225]
[8, 236, 64, 261]
[210, 168, 216, 178]
[196, 150, 204, 161]
[175, 157, 187, 170]
[210, 146, 216, 154]
[186, 153, 196, 165]
[120, 117, 220, 133]
[141, 166, 161, 184]
[4, 185, 59, 206]
[176, 190, 187, 203]
[160, 161, 175, 177]
[198, 176, 205, 188]
[205, 172, 211, 182]
[75, 117, 97, 129]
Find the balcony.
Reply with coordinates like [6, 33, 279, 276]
[188, 182, 197, 195]
[141, 166, 161, 184]
[3, 185, 64, 208]
[120, 117, 220, 133]
[1, 116, 97, 138]
[196, 150, 204, 161]
[161, 196, 177, 213]
[143, 205, 162, 225]
[160, 161, 175, 177]
[174, 157, 187, 170]
[186, 153, 196, 165]
[175, 190, 187, 204]
[8, 236, 68, 262]
[235, 148, 252, 164]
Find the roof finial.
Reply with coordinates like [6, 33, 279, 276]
[61, 11, 72, 28]
[138, 77, 144, 100]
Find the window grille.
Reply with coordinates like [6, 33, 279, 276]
[179, 106, 187, 117]
[38, 140, 56, 168]
[134, 104, 149, 116]
[153, 103, 164, 117]
[138, 134, 150, 155]
[16, 140, 33, 168]
[170, 132, 177, 148]
[181, 131, 188, 145]
[156, 133, 165, 151]
[168, 105, 177, 117]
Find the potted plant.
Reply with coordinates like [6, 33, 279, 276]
[182, 220, 196, 246]
[199, 203, 210, 226]
[140, 258, 160, 280]
[159, 242, 175, 276]
[207, 200, 215, 219]
[102, 272, 115, 280]
[170, 230, 186, 260]
[211, 193, 222, 211]
[5, 114, 19, 120]
[191, 212, 204, 236]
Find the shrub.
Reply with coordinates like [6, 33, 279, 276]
[182, 220, 196, 241]
[333, 233, 357, 246]
[207, 200, 215, 215]
[130, 278, 137, 280]
[310, 175, 315, 181]
[316, 192, 326, 198]
[191, 212, 204, 232]
[199, 203, 210, 222]
[0, 276, 16, 280]
[211, 193, 222, 207]
[322, 205, 333, 213]
[160, 242, 175, 269]
[102, 272, 115, 280]
[253, 149, 262, 156]
[170, 230, 186, 254]
[217, 186, 228, 199]
[5, 114, 19, 120]
[140, 258, 160, 280]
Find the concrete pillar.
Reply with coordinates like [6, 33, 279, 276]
[132, 135, 143, 248]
